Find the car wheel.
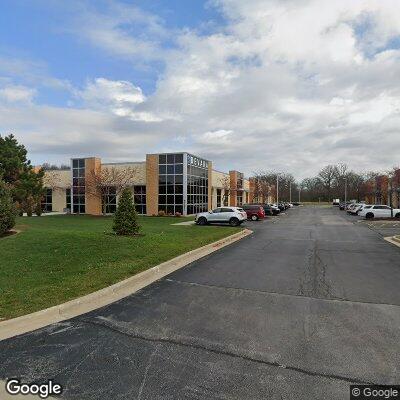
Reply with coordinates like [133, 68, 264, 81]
[395, 213, 400, 219]
[229, 217, 239, 227]
[251, 214, 258, 221]
[366, 213, 374, 219]
[197, 217, 207, 225]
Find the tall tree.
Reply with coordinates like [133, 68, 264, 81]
[318, 165, 338, 201]
[0, 134, 30, 184]
[0, 133, 44, 214]
[0, 179, 16, 234]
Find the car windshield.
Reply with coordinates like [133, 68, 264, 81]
[237, 208, 244, 212]
[364, 206, 371, 209]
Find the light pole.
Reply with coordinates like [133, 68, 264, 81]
[389, 178, 394, 218]
[344, 177, 347, 206]
[289, 182, 292, 203]
[298, 187, 301, 203]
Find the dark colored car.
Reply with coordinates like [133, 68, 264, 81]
[277, 203, 286, 212]
[264, 204, 280, 215]
[242, 204, 266, 221]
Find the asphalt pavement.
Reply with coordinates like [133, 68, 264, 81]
[1, 206, 400, 399]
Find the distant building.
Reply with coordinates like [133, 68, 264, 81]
[38, 152, 274, 216]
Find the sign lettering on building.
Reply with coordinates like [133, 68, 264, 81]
[187, 154, 208, 169]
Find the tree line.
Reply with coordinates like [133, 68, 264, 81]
[254, 163, 399, 203]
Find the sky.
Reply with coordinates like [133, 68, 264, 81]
[0, 0, 399, 179]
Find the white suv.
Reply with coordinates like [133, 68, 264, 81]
[195, 207, 247, 226]
[359, 205, 400, 219]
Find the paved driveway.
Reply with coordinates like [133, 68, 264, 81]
[1, 207, 400, 399]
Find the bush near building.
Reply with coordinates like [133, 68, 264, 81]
[0, 180, 16, 235]
[113, 188, 140, 235]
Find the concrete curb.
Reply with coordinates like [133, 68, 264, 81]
[0, 229, 252, 341]
[384, 236, 400, 248]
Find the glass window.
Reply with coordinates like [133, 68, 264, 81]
[66, 188, 71, 210]
[175, 185, 183, 194]
[41, 188, 52, 212]
[102, 186, 117, 214]
[133, 186, 146, 214]
[175, 154, 183, 163]
[167, 185, 174, 194]
[175, 195, 183, 204]
[159, 154, 166, 164]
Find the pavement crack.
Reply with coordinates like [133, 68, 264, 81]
[76, 317, 374, 386]
[298, 240, 333, 299]
[164, 278, 400, 308]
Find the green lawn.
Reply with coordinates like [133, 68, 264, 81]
[0, 215, 240, 320]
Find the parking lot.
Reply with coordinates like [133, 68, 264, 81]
[1, 206, 400, 399]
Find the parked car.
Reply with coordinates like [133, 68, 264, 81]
[276, 203, 286, 212]
[242, 204, 266, 221]
[339, 201, 351, 210]
[346, 203, 357, 213]
[358, 205, 400, 219]
[195, 207, 247, 226]
[348, 203, 365, 215]
[264, 204, 281, 215]
[260, 204, 273, 216]
[292, 202, 302, 206]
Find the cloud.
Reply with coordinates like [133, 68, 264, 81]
[2, 0, 400, 178]
[65, 1, 168, 61]
[0, 84, 36, 103]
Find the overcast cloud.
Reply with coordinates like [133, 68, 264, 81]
[0, 0, 399, 178]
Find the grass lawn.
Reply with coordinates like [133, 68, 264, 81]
[0, 215, 240, 320]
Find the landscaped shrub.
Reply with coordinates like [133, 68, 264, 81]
[113, 188, 140, 236]
[158, 210, 166, 217]
[175, 212, 182, 217]
[0, 180, 16, 235]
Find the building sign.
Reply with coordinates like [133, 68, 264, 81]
[187, 154, 208, 169]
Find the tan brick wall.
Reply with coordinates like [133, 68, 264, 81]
[146, 154, 159, 215]
[229, 171, 238, 207]
[85, 158, 102, 215]
[102, 162, 146, 185]
[43, 170, 71, 189]
[249, 178, 255, 203]
[52, 188, 67, 212]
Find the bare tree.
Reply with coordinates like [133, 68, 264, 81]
[221, 175, 231, 206]
[43, 170, 67, 191]
[86, 166, 138, 215]
[318, 165, 338, 202]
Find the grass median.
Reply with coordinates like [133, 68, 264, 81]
[0, 215, 241, 320]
